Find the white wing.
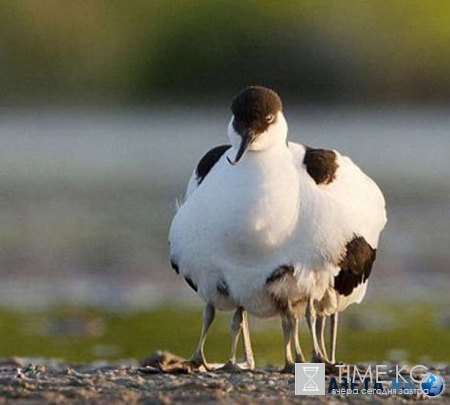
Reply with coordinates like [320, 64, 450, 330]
[176, 145, 231, 209]
[289, 142, 387, 310]
[290, 142, 386, 260]
[322, 150, 387, 249]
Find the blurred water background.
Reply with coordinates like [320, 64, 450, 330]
[0, 1, 449, 363]
[1, 106, 449, 309]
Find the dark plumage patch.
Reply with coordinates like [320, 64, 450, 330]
[170, 259, 179, 274]
[291, 298, 303, 308]
[266, 265, 295, 284]
[303, 147, 338, 185]
[216, 279, 229, 296]
[195, 145, 231, 185]
[184, 275, 198, 293]
[271, 297, 287, 312]
[266, 265, 296, 312]
[231, 86, 282, 135]
[334, 236, 377, 296]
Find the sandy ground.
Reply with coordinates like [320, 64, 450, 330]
[0, 353, 448, 404]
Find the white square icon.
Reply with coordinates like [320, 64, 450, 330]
[295, 363, 325, 395]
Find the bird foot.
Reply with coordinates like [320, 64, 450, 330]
[242, 358, 255, 371]
[325, 362, 338, 373]
[216, 361, 244, 373]
[183, 355, 210, 372]
[312, 353, 330, 364]
[281, 362, 295, 374]
[311, 354, 341, 374]
[244, 357, 255, 370]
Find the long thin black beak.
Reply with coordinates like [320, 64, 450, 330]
[227, 130, 255, 165]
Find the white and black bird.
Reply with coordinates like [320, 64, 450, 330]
[169, 86, 386, 371]
[315, 236, 379, 365]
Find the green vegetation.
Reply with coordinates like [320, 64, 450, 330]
[0, 303, 448, 365]
[1, 1, 450, 103]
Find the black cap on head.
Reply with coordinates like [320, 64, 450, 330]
[227, 86, 283, 165]
[231, 86, 282, 135]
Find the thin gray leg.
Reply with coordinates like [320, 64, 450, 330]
[241, 310, 255, 369]
[189, 304, 215, 368]
[306, 300, 326, 363]
[316, 315, 330, 362]
[219, 307, 246, 372]
[292, 315, 306, 363]
[281, 313, 294, 372]
[228, 307, 244, 365]
[330, 312, 338, 364]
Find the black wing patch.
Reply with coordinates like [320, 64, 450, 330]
[334, 236, 376, 296]
[171, 260, 198, 293]
[196, 145, 231, 185]
[184, 275, 198, 293]
[170, 259, 179, 274]
[303, 147, 338, 185]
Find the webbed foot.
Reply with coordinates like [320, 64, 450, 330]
[281, 362, 295, 374]
[216, 361, 244, 373]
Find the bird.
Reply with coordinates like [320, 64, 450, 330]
[169, 143, 256, 372]
[294, 147, 386, 365]
[315, 236, 380, 364]
[169, 86, 386, 371]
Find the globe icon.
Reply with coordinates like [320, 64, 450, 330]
[421, 374, 445, 397]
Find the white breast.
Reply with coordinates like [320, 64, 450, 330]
[169, 146, 301, 315]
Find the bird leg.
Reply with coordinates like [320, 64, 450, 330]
[330, 312, 338, 364]
[316, 315, 330, 363]
[219, 306, 246, 372]
[280, 313, 295, 373]
[292, 315, 306, 363]
[241, 309, 255, 370]
[306, 299, 328, 363]
[187, 303, 215, 371]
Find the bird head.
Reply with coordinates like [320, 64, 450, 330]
[227, 86, 288, 165]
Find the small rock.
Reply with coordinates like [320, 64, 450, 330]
[138, 366, 162, 374]
[140, 350, 185, 368]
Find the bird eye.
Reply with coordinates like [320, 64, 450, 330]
[266, 114, 275, 123]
